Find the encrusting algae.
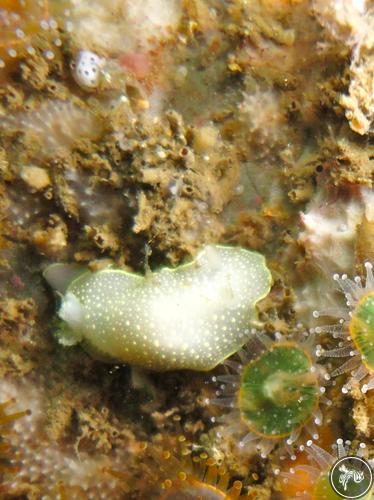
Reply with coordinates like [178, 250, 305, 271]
[1, 0, 374, 498]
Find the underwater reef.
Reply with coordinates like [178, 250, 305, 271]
[1, 0, 374, 498]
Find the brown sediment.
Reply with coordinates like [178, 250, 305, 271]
[356, 216, 374, 265]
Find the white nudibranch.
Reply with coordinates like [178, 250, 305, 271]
[44, 245, 272, 371]
[72, 50, 105, 90]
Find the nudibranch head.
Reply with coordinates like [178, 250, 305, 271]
[210, 331, 328, 458]
[44, 245, 272, 371]
[315, 262, 374, 393]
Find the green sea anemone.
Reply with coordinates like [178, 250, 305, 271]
[239, 342, 319, 439]
[315, 262, 374, 394]
[210, 331, 329, 458]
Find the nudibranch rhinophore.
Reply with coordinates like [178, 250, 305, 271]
[44, 245, 272, 371]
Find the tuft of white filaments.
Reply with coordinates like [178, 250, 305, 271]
[0, 378, 124, 500]
[314, 262, 374, 394]
[312, 0, 368, 46]
[2, 100, 102, 158]
[238, 89, 285, 144]
[44, 245, 272, 371]
[67, 0, 181, 53]
[72, 50, 105, 90]
[299, 196, 362, 273]
[313, 0, 374, 135]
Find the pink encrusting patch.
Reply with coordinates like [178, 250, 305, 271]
[118, 51, 153, 80]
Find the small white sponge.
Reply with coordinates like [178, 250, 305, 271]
[45, 245, 272, 371]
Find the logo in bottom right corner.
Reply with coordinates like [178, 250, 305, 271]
[329, 455, 373, 499]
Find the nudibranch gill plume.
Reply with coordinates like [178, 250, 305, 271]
[44, 245, 272, 371]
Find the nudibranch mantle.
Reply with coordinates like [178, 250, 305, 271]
[45, 245, 272, 371]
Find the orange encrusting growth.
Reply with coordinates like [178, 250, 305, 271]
[0, 0, 49, 43]
[0, 0, 49, 68]
[278, 425, 336, 498]
[279, 452, 314, 498]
